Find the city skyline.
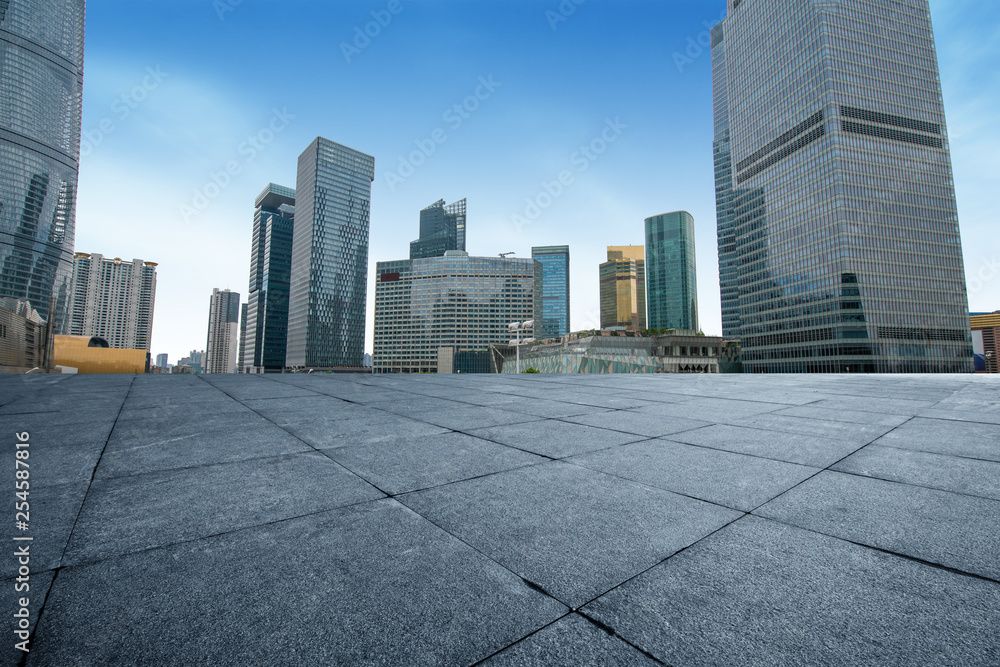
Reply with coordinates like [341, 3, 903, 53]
[73, 0, 998, 364]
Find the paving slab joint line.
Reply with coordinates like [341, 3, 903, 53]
[746, 415, 918, 515]
[576, 610, 669, 665]
[467, 611, 574, 666]
[23, 375, 135, 663]
[745, 514, 1000, 586]
[822, 465, 1000, 505]
[195, 375, 394, 497]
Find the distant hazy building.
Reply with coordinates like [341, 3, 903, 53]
[244, 183, 295, 373]
[410, 199, 467, 259]
[155, 353, 168, 368]
[0, 0, 86, 333]
[645, 211, 698, 331]
[374, 251, 541, 373]
[600, 246, 645, 331]
[176, 349, 204, 374]
[712, 0, 972, 372]
[69, 253, 157, 351]
[286, 138, 374, 369]
[205, 288, 240, 374]
[532, 246, 570, 339]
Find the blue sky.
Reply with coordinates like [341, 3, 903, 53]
[76, 0, 1000, 364]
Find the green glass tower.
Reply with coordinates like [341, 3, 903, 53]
[645, 211, 698, 331]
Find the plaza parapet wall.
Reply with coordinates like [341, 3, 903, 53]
[500, 330, 726, 374]
[53, 335, 147, 373]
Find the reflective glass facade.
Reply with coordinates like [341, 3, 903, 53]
[244, 183, 294, 372]
[599, 246, 645, 331]
[0, 0, 85, 332]
[645, 211, 698, 331]
[286, 138, 374, 368]
[373, 254, 541, 373]
[409, 198, 466, 259]
[713, 0, 972, 373]
[531, 245, 570, 339]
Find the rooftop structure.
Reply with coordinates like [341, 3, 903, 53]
[4, 372, 997, 663]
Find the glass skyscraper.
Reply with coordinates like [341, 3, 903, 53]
[244, 183, 294, 373]
[645, 211, 698, 331]
[599, 246, 645, 331]
[410, 198, 467, 259]
[286, 138, 374, 369]
[373, 253, 541, 373]
[532, 245, 570, 339]
[713, 0, 972, 373]
[0, 0, 85, 333]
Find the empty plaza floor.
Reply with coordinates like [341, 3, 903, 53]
[1, 371, 998, 665]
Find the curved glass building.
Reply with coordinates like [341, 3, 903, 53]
[0, 0, 85, 332]
[645, 211, 698, 331]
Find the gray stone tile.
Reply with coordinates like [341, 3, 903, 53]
[282, 413, 450, 449]
[416, 405, 546, 431]
[465, 420, 648, 459]
[563, 410, 711, 438]
[583, 516, 1000, 667]
[722, 413, 896, 445]
[771, 405, 911, 427]
[667, 423, 861, 468]
[833, 445, 1000, 501]
[559, 394, 659, 410]
[64, 452, 384, 564]
[633, 397, 785, 421]
[328, 432, 546, 495]
[869, 417, 1000, 462]
[489, 397, 612, 419]
[1, 483, 88, 578]
[399, 462, 739, 608]
[31, 500, 566, 665]
[569, 439, 819, 511]
[99, 418, 312, 479]
[756, 471, 1000, 580]
[806, 395, 939, 415]
[482, 613, 659, 666]
[0, 416, 114, 449]
[1, 436, 104, 489]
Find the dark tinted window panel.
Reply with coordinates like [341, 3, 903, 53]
[841, 105, 940, 135]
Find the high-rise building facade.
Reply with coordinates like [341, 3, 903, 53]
[0, 0, 86, 332]
[599, 245, 645, 331]
[645, 211, 698, 331]
[286, 138, 374, 369]
[205, 288, 240, 374]
[244, 183, 294, 373]
[69, 253, 157, 350]
[409, 198, 467, 259]
[712, 0, 972, 373]
[155, 353, 168, 368]
[532, 245, 570, 339]
[373, 252, 541, 373]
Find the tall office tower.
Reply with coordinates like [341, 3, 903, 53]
[712, 0, 972, 373]
[0, 0, 86, 333]
[599, 246, 645, 331]
[286, 138, 374, 369]
[155, 353, 168, 368]
[204, 288, 240, 374]
[409, 198, 467, 259]
[645, 211, 698, 331]
[237, 303, 247, 373]
[244, 183, 295, 373]
[69, 253, 157, 350]
[532, 245, 570, 339]
[373, 252, 541, 373]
